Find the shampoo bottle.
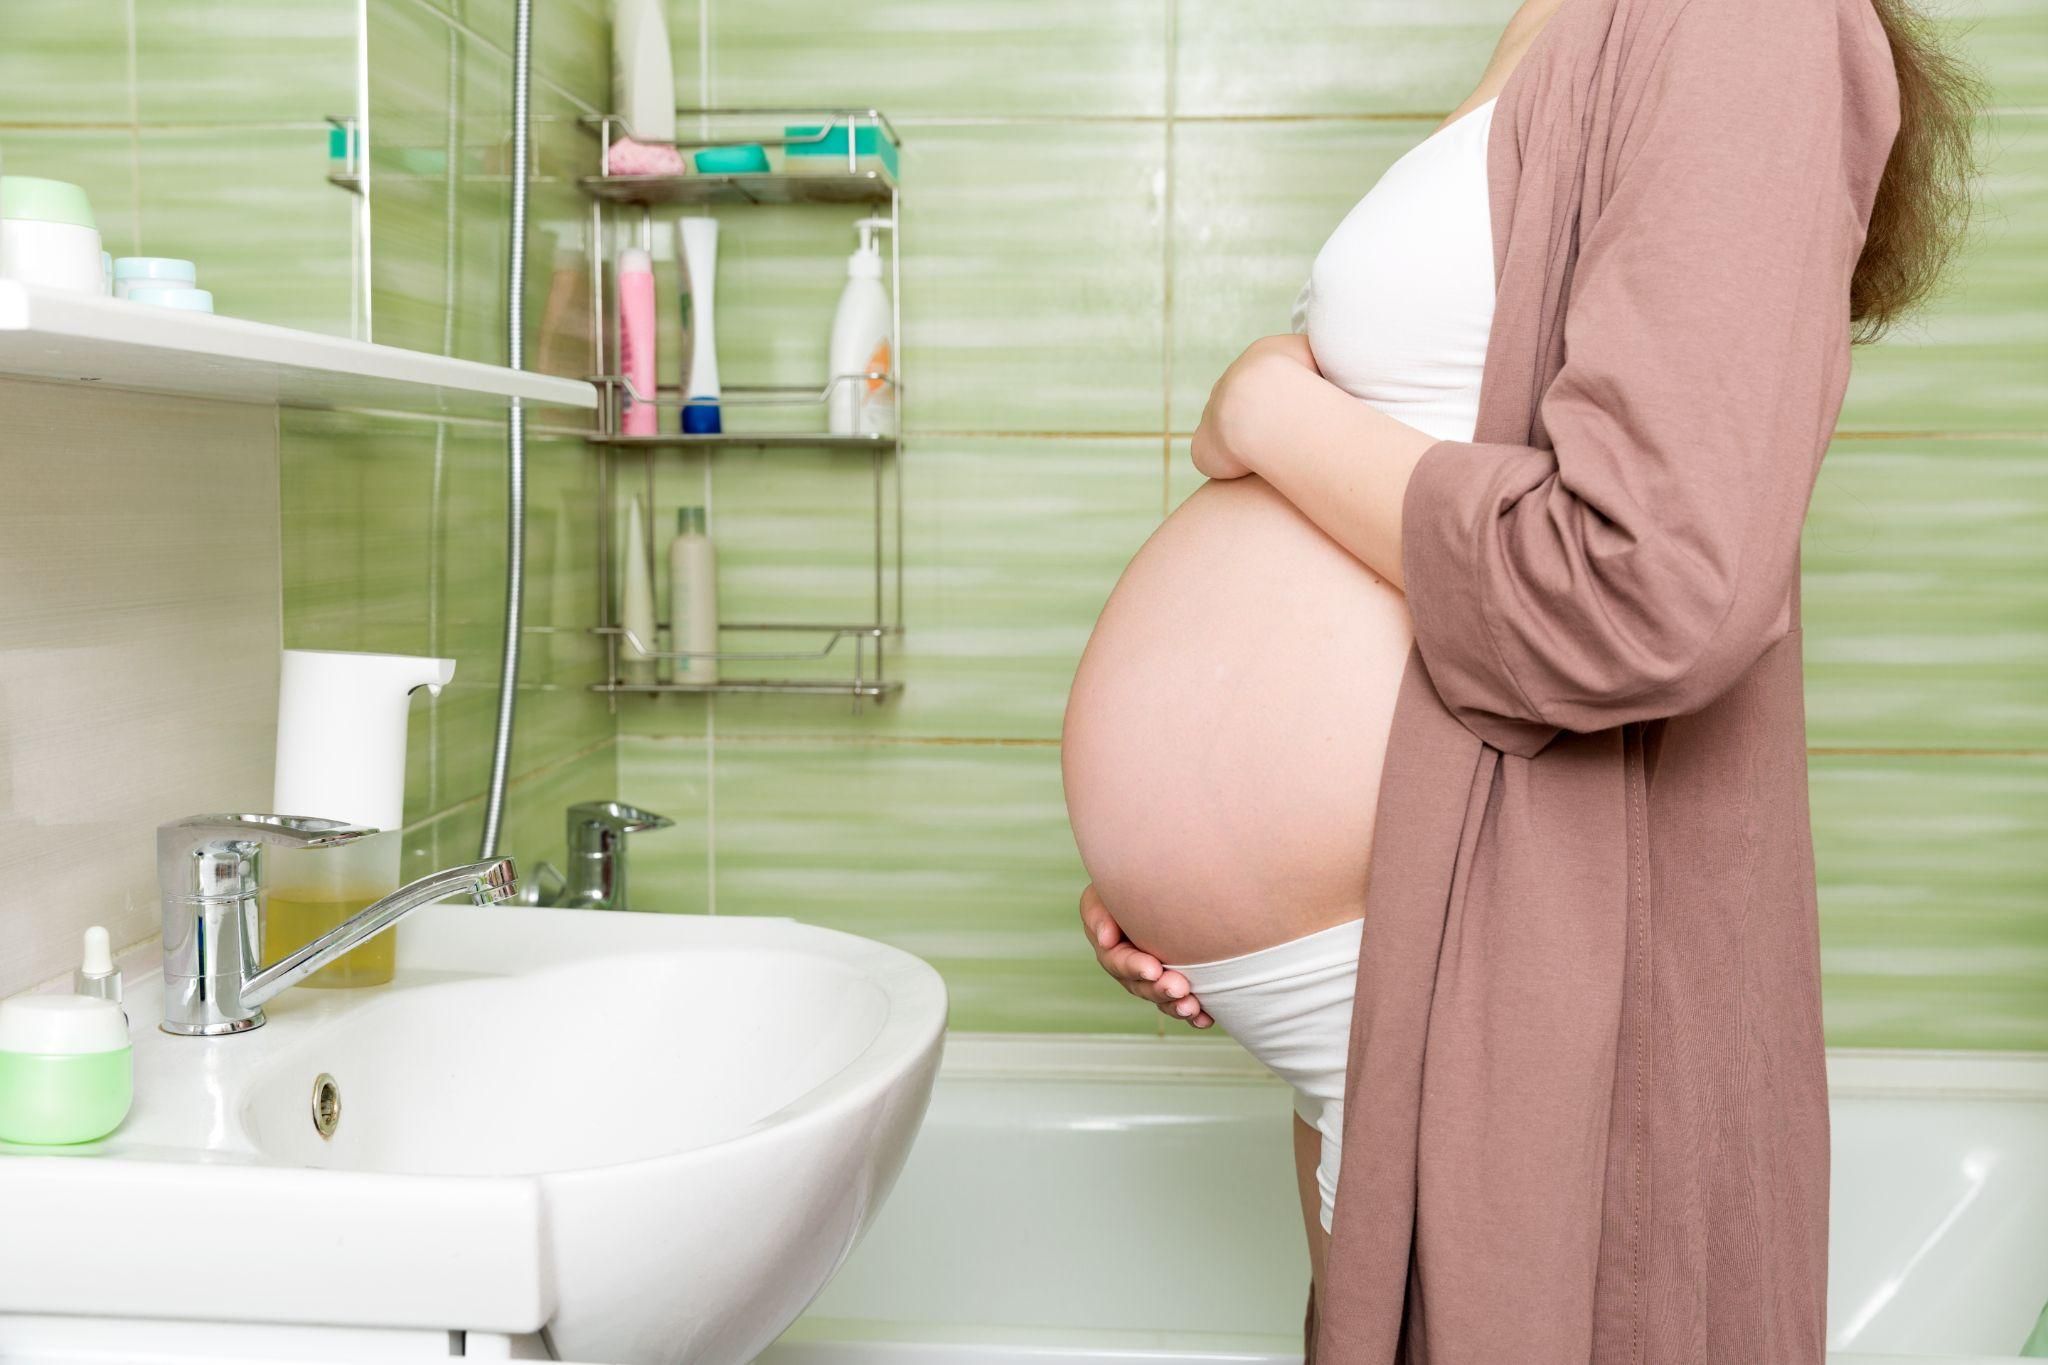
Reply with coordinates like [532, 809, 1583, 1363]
[617, 246, 657, 436]
[269, 650, 456, 988]
[827, 217, 895, 437]
[667, 506, 718, 685]
[677, 218, 722, 434]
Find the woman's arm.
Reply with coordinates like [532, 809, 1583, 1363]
[1191, 333, 1434, 590]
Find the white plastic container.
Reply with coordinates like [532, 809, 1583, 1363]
[126, 285, 213, 313]
[609, 0, 677, 146]
[827, 217, 896, 437]
[113, 256, 197, 299]
[270, 649, 455, 988]
[0, 177, 104, 295]
[666, 506, 718, 686]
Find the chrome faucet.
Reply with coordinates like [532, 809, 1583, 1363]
[157, 814, 518, 1036]
[540, 801, 672, 911]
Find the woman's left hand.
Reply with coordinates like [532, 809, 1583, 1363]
[1191, 334, 1321, 481]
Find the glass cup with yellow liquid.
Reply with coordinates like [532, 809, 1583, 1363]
[264, 833, 404, 988]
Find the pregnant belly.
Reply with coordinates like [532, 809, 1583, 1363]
[1062, 476, 1413, 965]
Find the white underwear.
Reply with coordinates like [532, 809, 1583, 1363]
[1169, 918, 1363, 1233]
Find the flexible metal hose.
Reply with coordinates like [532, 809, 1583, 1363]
[478, 0, 533, 859]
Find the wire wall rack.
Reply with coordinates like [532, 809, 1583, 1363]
[578, 109, 906, 709]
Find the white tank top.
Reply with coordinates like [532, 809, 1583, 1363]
[1292, 97, 1498, 444]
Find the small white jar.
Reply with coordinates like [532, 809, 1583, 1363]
[0, 177, 104, 295]
[113, 256, 197, 299]
[127, 285, 213, 314]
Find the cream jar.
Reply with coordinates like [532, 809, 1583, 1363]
[0, 994, 133, 1146]
[0, 177, 105, 295]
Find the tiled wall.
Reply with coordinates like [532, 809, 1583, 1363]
[0, 0, 358, 335]
[3, 2, 2041, 1044]
[0, 0, 619, 897]
[607, 0, 2048, 1047]
[277, 0, 618, 873]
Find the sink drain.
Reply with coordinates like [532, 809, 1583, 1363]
[310, 1073, 342, 1140]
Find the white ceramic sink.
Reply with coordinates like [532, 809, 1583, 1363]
[0, 905, 948, 1364]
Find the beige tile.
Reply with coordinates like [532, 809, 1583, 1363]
[0, 379, 280, 998]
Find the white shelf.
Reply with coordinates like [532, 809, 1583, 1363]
[0, 282, 597, 417]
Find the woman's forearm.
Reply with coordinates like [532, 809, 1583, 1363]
[1225, 357, 1437, 591]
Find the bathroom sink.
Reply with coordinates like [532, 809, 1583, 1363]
[0, 906, 947, 1365]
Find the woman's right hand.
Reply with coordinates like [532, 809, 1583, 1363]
[1079, 884, 1212, 1029]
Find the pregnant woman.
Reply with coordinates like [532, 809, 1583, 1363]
[1063, 0, 1976, 1358]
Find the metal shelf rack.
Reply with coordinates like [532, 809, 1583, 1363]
[579, 110, 906, 709]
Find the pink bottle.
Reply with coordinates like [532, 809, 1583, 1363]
[616, 246, 657, 436]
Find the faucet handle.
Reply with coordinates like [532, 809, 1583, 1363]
[157, 814, 377, 899]
[567, 801, 674, 836]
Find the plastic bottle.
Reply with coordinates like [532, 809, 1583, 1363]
[609, 0, 677, 147]
[617, 246, 657, 436]
[827, 217, 895, 437]
[676, 218, 722, 434]
[667, 506, 718, 685]
[620, 494, 659, 684]
[269, 650, 455, 987]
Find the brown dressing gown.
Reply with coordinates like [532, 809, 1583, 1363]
[1312, 0, 1901, 1360]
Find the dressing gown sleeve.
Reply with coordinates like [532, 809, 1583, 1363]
[1399, 0, 1891, 759]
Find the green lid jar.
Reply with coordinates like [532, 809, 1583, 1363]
[0, 994, 132, 1146]
[0, 176, 98, 229]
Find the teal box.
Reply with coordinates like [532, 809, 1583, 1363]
[783, 124, 900, 180]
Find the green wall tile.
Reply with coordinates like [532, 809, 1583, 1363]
[1814, 754, 2048, 1051]
[421, 0, 612, 111]
[681, 206, 851, 403]
[610, 735, 712, 911]
[1951, 0, 2048, 110]
[1168, 119, 1427, 430]
[902, 123, 1166, 434]
[1841, 114, 2048, 433]
[0, 1, 132, 126]
[696, 437, 1164, 741]
[280, 410, 451, 823]
[133, 0, 356, 127]
[1174, 0, 1502, 117]
[1803, 437, 2048, 750]
[706, 0, 1168, 119]
[708, 739, 1156, 1033]
[365, 0, 460, 355]
[279, 410, 611, 828]
[137, 126, 354, 335]
[0, 131, 138, 257]
[416, 738, 622, 883]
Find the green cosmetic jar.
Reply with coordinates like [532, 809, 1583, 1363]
[0, 994, 132, 1146]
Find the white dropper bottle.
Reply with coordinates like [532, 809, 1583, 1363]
[74, 924, 124, 1023]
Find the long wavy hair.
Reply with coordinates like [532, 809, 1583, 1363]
[1851, 0, 1986, 343]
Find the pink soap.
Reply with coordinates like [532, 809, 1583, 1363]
[608, 137, 689, 177]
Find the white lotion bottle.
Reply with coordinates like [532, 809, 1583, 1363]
[667, 506, 718, 685]
[620, 494, 659, 684]
[676, 217, 722, 434]
[827, 217, 895, 437]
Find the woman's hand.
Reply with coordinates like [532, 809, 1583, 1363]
[1079, 884, 1212, 1029]
[1191, 334, 1321, 482]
